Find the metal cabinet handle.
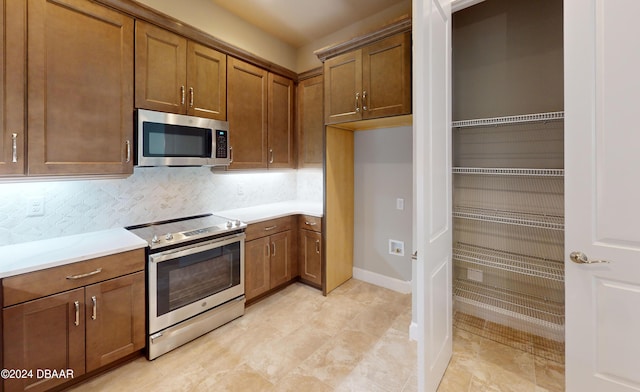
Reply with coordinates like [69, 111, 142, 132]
[125, 140, 131, 163]
[74, 301, 80, 326]
[229, 146, 233, 163]
[66, 268, 102, 280]
[272, 242, 276, 256]
[264, 225, 277, 231]
[265, 243, 270, 257]
[91, 295, 97, 320]
[305, 221, 317, 226]
[355, 92, 360, 113]
[181, 85, 185, 105]
[570, 251, 610, 264]
[362, 91, 368, 111]
[189, 87, 194, 107]
[269, 149, 274, 164]
[11, 133, 18, 163]
[315, 239, 320, 254]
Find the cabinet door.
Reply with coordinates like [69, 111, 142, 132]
[3, 288, 85, 392]
[85, 272, 145, 372]
[135, 21, 187, 113]
[245, 237, 271, 301]
[27, 0, 134, 176]
[0, 0, 25, 176]
[362, 32, 412, 119]
[299, 229, 322, 287]
[324, 50, 362, 124]
[267, 73, 294, 168]
[297, 75, 324, 168]
[227, 57, 268, 169]
[187, 42, 227, 120]
[269, 230, 295, 288]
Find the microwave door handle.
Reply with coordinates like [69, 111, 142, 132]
[229, 146, 233, 163]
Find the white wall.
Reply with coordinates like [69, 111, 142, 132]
[0, 168, 322, 246]
[353, 126, 413, 284]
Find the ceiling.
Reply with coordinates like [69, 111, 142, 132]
[211, 0, 408, 48]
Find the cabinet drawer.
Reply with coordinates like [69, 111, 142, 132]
[245, 216, 294, 241]
[298, 215, 322, 232]
[3, 249, 145, 307]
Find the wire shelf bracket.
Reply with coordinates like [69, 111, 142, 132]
[452, 111, 564, 128]
[453, 243, 564, 282]
[453, 206, 565, 231]
[452, 167, 564, 177]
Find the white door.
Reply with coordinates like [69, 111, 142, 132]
[412, 0, 452, 390]
[565, 0, 640, 391]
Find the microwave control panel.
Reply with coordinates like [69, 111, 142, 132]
[215, 130, 228, 158]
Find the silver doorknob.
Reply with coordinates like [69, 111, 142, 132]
[570, 251, 610, 264]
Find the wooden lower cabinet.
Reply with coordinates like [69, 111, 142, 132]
[2, 263, 145, 392]
[244, 217, 296, 302]
[269, 231, 296, 288]
[298, 215, 323, 288]
[244, 236, 271, 301]
[3, 289, 85, 392]
[84, 272, 145, 372]
[299, 229, 322, 288]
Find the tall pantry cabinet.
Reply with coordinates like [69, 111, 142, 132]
[451, 0, 565, 350]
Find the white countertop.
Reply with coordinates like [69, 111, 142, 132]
[0, 229, 148, 279]
[0, 200, 322, 279]
[215, 200, 323, 224]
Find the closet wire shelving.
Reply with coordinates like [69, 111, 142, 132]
[452, 111, 566, 356]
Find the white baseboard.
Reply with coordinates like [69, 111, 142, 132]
[409, 322, 418, 341]
[352, 267, 412, 294]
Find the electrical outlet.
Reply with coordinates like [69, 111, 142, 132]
[396, 198, 404, 210]
[27, 197, 45, 217]
[389, 239, 405, 256]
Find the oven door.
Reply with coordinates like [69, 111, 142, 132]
[148, 233, 244, 333]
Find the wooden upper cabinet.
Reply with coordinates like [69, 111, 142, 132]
[268, 73, 294, 168]
[135, 21, 187, 114]
[361, 32, 411, 119]
[324, 32, 411, 125]
[27, 0, 134, 176]
[0, 0, 26, 176]
[227, 57, 268, 169]
[135, 21, 227, 120]
[227, 57, 295, 170]
[188, 42, 227, 120]
[297, 74, 324, 168]
[324, 51, 362, 124]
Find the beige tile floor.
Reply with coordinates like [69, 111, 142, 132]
[68, 279, 564, 391]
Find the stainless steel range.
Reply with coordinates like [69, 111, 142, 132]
[126, 214, 246, 360]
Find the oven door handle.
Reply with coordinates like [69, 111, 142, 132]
[150, 232, 245, 264]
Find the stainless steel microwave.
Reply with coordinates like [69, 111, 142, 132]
[136, 109, 230, 167]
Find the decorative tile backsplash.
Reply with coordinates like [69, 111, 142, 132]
[0, 167, 322, 246]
